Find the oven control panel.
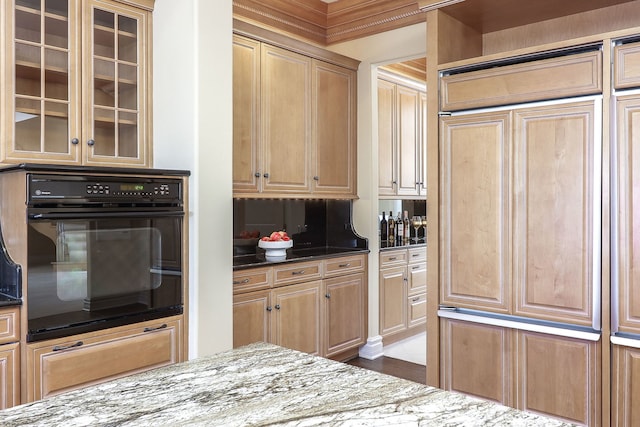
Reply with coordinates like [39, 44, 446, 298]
[28, 174, 183, 204]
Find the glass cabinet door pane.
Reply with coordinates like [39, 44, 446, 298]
[93, 108, 115, 156]
[89, 5, 140, 161]
[13, 0, 72, 156]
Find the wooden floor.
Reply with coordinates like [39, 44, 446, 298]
[346, 356, 427, 385]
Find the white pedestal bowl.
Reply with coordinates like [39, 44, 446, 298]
[258, 239, 293, 261]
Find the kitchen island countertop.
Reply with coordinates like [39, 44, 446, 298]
[0, 342, 575, 426]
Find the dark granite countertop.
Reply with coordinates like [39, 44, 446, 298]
[233, 246, 369, 270]
[380, 240, 426, 251]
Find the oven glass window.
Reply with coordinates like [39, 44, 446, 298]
[27, 216, 182, 341]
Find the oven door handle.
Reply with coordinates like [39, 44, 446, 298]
[28, 211, 184, 220]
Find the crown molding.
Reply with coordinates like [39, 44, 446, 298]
[233, 0, 426, 45]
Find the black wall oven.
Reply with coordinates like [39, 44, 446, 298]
[25, 172, 185, 342]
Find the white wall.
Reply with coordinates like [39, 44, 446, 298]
[153, 0, 234, 357]
[328, 23, 427, 340]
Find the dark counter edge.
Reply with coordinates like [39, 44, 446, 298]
[380, 241, 426, 251]
[234, 247, 370, 270]
[0, 163, 191, 176]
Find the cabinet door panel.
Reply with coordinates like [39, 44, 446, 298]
[324, 274, 365, 357]
[440, 319, 512, 406]
[261, 45, 311, 193]
[379, 266, 407, 336]
[378, 79, 397, 196]
[83, 0, 149, 166]
[612, 344, 640, 427]
[233, 290, 271, 347]
[25, 316, 183, 402]
[440, 112, 511, 313]
[397, 85, 420, 196]
[312, 61, 356, 196]
[513, 101, 598, 326]
[516, 331, 600, 426]
[232, 35, 261, 192]
[272, 281, 321, 355]
[0, 343, 19, 410]
[616, 95, 640, 334]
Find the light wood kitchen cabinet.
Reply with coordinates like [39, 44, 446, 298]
[377, 74, 426, 199]
[312, 61, 357, 196]
[440, 99, 599, 327]
[232, 254, 367, 359]
[615, 93, 640, 336]
[1, 0, 153, 167]
[379, 247, 426, 343]
[0, 307, 19, 409]
[612, 344, 640, 426]
[233, 289, 271, 348]
[440, 318, 600, 425]
[25, 315, 183, 402]
[614, 40, 640, 90]
[232, 25, 359, 199]
[272, 281, 322, 355]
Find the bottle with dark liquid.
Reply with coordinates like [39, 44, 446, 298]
[396, 211, 404, 244]
[380, 211, 387, 241]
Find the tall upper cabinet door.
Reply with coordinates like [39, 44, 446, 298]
[311, 60, 356, 197]
[615, 94, 640, 335]
[513, 100, 600, 327]
[377, 79, 397, 196]
[82, 0, 151, 166]
[440, 111, 512, 313]
[261, 45, 311, 194]
[4, 0, 82, 162]
[233, 35, 261, 193]
[396, 85, 420, 197]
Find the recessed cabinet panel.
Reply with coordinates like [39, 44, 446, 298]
[378, 79, 396, 196]
[616, 95, 640, 335]
[232, 35, 261, 192]
[0, 343, 19, 410]
[397, 86, 420, 196]
[614, 41, 640, 90]
[513, 101, 597, 326]
[324, 274, 365, 357]
[440, 319, 512, 406]
[272, 281, 322, 355]
[312, 61, 356, 196]
[261, 45, 311, 193]
[233, 290, 271, 347]
[612, 344, 640, 427]
[440, 111, 511, 313]
[379, 265, 407, 336]
[517, 331, 600, 426]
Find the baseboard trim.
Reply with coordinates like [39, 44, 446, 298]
[358, 335, 384, 360]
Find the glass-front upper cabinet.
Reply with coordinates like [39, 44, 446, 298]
[2, 0, 153, 167]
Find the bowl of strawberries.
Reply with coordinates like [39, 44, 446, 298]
[258, 231, 292, 261]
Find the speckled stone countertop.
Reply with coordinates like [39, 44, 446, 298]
[0, 342, 575, 426]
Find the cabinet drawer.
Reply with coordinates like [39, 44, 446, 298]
[441, 50, 602, 111]
[408, 293, 426, 328]
[25, 316, 183, 402]
[380, 249, 408, 267]
[233, 267, 272, 294]
[614, 41, 640, 89]
[273, 261, 322, 286]
[0, 307, 19, 345]
[408, 247, 426, 263]
[324, 254, 365, 278]
[408, 261, 427, 295]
